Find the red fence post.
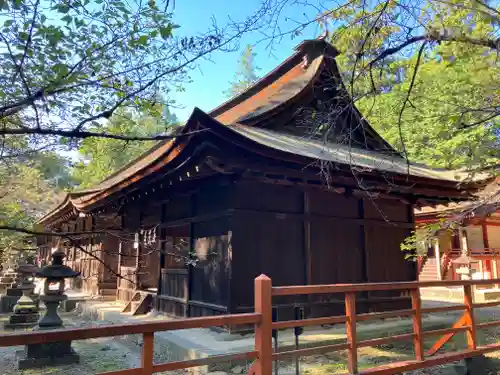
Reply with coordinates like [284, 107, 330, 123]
[141, 332, 154, 374]
[463, 284, 477, 349]
[345, 292, 358, 374]
[254, 275, 273, 375]
[411, 288, 424, 361]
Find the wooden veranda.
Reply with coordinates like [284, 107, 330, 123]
[3, 276, 500, 375]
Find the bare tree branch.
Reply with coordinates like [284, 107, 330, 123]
[0, 127, 207, 141]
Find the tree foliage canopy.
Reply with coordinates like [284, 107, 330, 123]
[0, 153, 70, 257]
[224, 44, 260, 98]
[324, 0, 499, 169]
[72, 104, 179, 188]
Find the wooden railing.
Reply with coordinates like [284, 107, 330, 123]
[3, 276, 500, 375]
[448, 248, 500, 258]
[270, 277, 500, 375]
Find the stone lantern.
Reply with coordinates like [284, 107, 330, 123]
[36, 248, 80, 327]
[17, 247, 81, 369]
[452, 253, 478, 280]
[0, 253, 23, 313]
[0, 256, 17, 294]
[5, 263, 39, 329]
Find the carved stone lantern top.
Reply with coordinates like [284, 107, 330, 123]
[451, 254, 479, 266]
[15, 263, 39, 276]
[36, 248, 80, 281]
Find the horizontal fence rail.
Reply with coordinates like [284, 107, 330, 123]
[3, 276, 500, 374]
[270, 277, 500, 375]
[271, 278, 500, 296]
[0, 313, 261, 375]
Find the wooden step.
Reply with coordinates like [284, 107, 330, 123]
[100, 288, 116, 296]
[99, 281, 117, 288]
[130, 301, 140, 312]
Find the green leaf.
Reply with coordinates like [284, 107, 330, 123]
[3, 19, 13, 27]
[137, 35, 149, 45]
[57, 4, 70, 13]
[159, 25, 172, 39]
[52, 63, 69, 77]
[61, 15, 72, 24]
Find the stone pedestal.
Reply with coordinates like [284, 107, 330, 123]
[4, 283, 39, 330]
[6, 286, 22, 297]
[17, 331, 80, 369]
[0, 285, 23, 313]
[17, 293, 80, 369]
[38, 294, 66, 328]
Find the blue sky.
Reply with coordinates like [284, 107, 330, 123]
[167, 0, 322, 121]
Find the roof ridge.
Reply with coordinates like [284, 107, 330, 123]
[85, 39, 339, 190]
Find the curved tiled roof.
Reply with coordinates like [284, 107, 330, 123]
[40, 40, 333, 223]
[415, 176, 499, 220]
[40, 39, 480, 224]
[226, 124, 474, 182]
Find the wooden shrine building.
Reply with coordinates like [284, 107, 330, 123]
[416, 175, 499, 283]
[36, 39, 480, 318]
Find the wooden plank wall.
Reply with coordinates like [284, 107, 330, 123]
[308, 191, 365, 317]
[189, 218, 231, 317]
[157, 178, 233, 317]
[230, 182, 306, 320]
[139, 204, 162, 289]
[230, 181, 415, 318]
[363, 198, 415, 311]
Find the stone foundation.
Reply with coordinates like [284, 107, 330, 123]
[17, 338, 80, 369]
[17, 341, 80, 369]
[4, 300, 39, 330]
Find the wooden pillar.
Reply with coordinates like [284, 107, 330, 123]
[157, 228, 166, 297]
[482, 221, 492, 279]
[434, 241, 442, 280]
[116, 241, 123, 299]
[134, 232, 140, 287]
[141, 332, 154, 374]
[254, 275, 272, 375]
[482, 221, 490, 250]
[302, 191, 312, 285]
[345, 292, 358, 374]
[411, 288, 424, 361]
[187, 192, 196, 317]
[157, 204, 167, 300]
[302, 191, 313, 314]
[463, 285, 477, 349]
[459, 229, 469, 255]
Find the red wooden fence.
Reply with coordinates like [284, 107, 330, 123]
[1, 276, 500, 374]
